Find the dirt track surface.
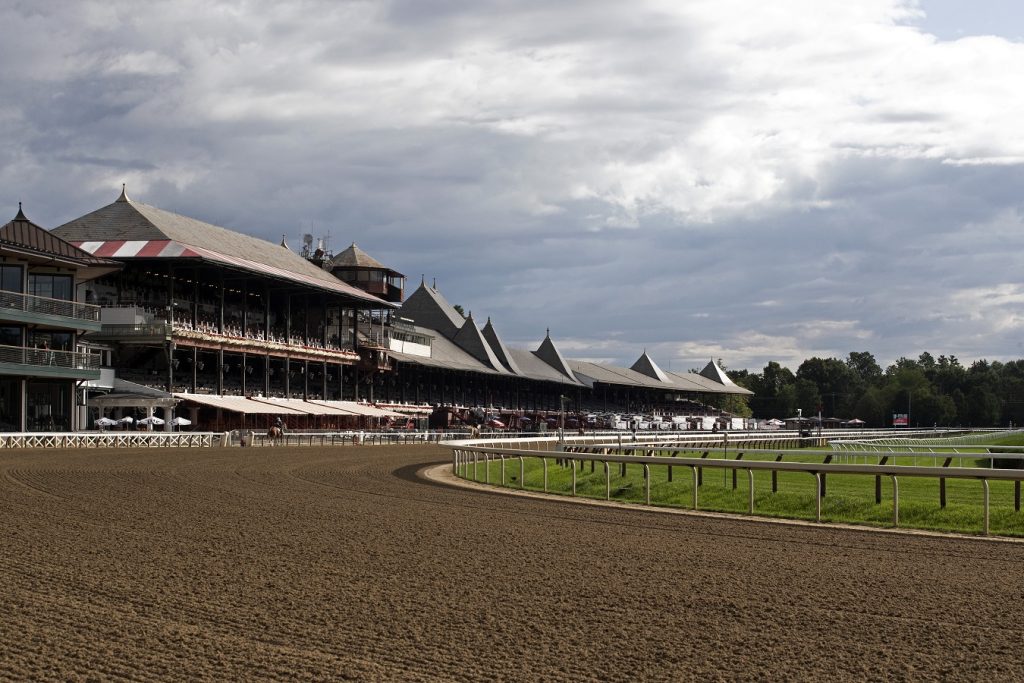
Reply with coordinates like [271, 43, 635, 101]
[1, 445, 1022, 681]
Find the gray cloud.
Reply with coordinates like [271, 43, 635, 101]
[3, 0, 1024, 374]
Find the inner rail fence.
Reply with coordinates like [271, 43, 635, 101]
[445, 432, 1024, 536]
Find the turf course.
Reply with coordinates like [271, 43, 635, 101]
[466, 434, 1024, 536]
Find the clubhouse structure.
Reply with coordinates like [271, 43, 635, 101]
[3, 189, 752, 432]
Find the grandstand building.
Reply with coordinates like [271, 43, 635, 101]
[0, 205, 119, 431]
[45, 188, 751, 431]
[53, 189, 399, 430]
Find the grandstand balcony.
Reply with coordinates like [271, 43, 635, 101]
[0, 343, 101, 380]
[0, 290, 102, 331]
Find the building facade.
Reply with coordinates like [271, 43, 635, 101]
[0, 206, 119, 431]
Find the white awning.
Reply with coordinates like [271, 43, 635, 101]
[173, 393, 307, 415]
[312, 400, 404, 418]
[248, 397, 359, 416]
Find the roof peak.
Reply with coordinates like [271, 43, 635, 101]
[13, 202, 27, 222]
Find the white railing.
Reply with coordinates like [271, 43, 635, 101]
[444, 433, 1024, 535]
[0, 432, 227, 449]
[243, 430, 473, 447]
[0, 289, 100, 322]
[0, 344, 100, 370]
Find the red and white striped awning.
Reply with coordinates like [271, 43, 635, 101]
[73, 240, 388, 305]
[76, 240, 200, 259]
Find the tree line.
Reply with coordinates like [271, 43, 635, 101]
[717, 352, 1024, 428]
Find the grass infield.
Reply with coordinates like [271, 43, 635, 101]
[465, 435, 1024, 537]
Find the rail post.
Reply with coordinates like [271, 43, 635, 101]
[892, 475, 899, 527]
[572, 462, 577, 496]
[500, 455, 505, 486]
[604, 461, 610, 500]
[453, 449, 458, 475]
[1016, 481, 1021, 513]
[983, 479, 990, 536]
[691, 466, 698, 510]
[473, 452, 478, 481]
[643, 462, 651, 505]
[747, 469, 754, 514]
[814, 473, 822, 522]
[543, 458, 548, 492]
[484, 454, 490, 484]
[519, 456, 525, 490]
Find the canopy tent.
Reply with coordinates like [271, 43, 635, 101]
[173, 393, 306, 415]
[311, 400, 405, 419]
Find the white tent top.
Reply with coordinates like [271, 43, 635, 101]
[173, 393, 307, 415]
[248, 397, 358, 416]
[311, 400, 404, 418]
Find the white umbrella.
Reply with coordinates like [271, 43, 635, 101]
[118, 416, 135, 424]
[94, 417, 117, 427]
[171, 416, 191, 426]
[137, 416, 165, 426]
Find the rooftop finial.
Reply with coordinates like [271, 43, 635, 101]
[280, 235, 290, 249]
[546, 327, 550, 338]
[14, 202, 27, 221]
[432, 277, 436, 289]
[421, 274, 425, 286]
[117, 184, 129, 202]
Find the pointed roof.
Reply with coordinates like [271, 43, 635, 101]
[52, 191, 388, 306]
[630, 351, 671, 383]
[700, 359, 738, 387]
[533, 330, 576, 380]
[328, 242, 398, 272]
[397, 281, 466, 339]
[451, 314, 509, 374]
[0, 205, 120, 275]
[481, 317, 522, 375]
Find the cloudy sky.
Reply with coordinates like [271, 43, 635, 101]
[3, 0, 1024, 373]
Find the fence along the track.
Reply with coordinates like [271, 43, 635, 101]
[447, 439, 1024, 536]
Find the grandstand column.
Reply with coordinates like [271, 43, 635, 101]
[166, 341, 175, 393]
[285, 295, 291, 345]
[321, 360, 327, 399]
[263, 282, 271, 341]
[241, 351, 247, 395]
[218, 272, 225, 334]
[285, 358, 291, 398]
[191, 347, 198, 393]
[263, 352, 270, 396]
[191, 269, 199, 329]
[303, 360, 309, 400]
[217, 348, 224, 395]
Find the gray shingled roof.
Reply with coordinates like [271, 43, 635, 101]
[533, 331, 576, 380]
[481, 317, 522, 375]
[389, 323, 499, 374]
[397, 282, 466, 339]
[1, 205, 119, 268]
[53, 190, 385, 305]
[507, 348, 582, 385]
[631, 351, 671, 383]
[451, 314, 509, 374]
[569, 360, 667, 390]
[328, 242, 400, 273]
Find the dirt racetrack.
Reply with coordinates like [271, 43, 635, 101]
[1, 444, 1023, 681]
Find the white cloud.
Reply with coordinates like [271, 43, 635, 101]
[4, 0, 1024, 371]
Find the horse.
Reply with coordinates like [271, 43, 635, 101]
[267, 425, 283, 442]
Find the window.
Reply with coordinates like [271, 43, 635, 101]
[28, 273, 73, 301]
[0, 326, 22, 347]
[0, 264, 23, 293]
